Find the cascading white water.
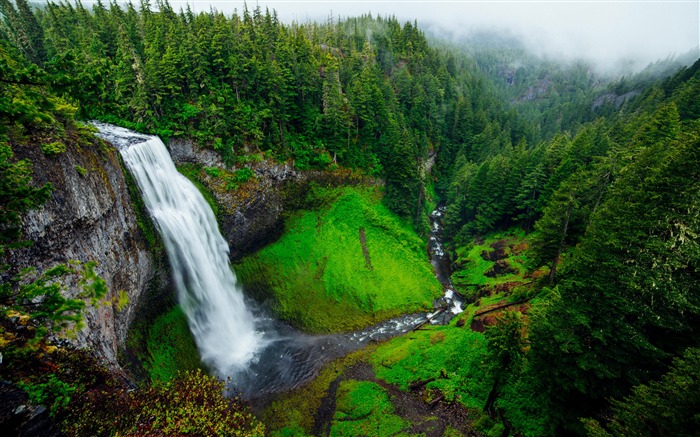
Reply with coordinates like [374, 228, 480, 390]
[95, 123, 259, 377]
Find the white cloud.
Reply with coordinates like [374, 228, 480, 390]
[93, 1, 700, 71]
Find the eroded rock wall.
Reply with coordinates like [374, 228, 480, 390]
[167, 139, 370, 261]
[7, 141, 159, 369]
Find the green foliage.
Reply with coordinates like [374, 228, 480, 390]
[371, 317, 491, 408]
[226, 167, 254, 190]
[205, 166, 221, 178]
[525, 108, 700, 434]
[18, 373, 77, 416]
[114, 290, 129, 312]
[583, 347, 700, 436]
[483, 311, 526, 412]
[1, 261, 107, 355]
[145, 305, 202, 384]
[74, 165, 88, 177]
[1, 3, 699, 436]
[0, 141, 51, 250]
[290, 137, 333, 171]
[330, 380, 408, 436]
[40, 141, 66, 156]
[6, 2, 510, 220]
[236, 186, 441, 333]
[63, 369, 265, 437]
[449, 231, 529, 293]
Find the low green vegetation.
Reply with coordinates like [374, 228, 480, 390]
[371, 316, 489, 406]
[330, 380, 409, 436]
[144, 305, 203, 384]
[264, 347, 376, 436]
[262, 228, 532, 436]
[2, 0, 699, 435]
[177, 163, 222, 219]
[449, 229, 531, 294]
[64, 369, 265, 437]
[74, 165, 88, 177]
[236, 185, 441, 333]
[40, 141, 66, 156]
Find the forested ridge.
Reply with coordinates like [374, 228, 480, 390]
[0, 0, 699, 436]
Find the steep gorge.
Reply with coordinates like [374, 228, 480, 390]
[8, 132, 376, 372]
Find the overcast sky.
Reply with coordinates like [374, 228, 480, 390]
[159, 1, 698, 71]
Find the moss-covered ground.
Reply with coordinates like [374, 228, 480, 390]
[262, 230, 535, 437]
[449, 229, 534, 301]
[331, 380, 409, 436]
[144, 305, 203, 383]
[235, 185, 442, 333]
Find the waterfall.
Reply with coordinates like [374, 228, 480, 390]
[95, 123, 259, 377]
[94, 122, 440, 397]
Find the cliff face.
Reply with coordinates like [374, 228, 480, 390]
[7, 140, 158, 369]
[6, 135, 363, 369]
[169, 139, 304, 260]
[168, 139, 369, 261]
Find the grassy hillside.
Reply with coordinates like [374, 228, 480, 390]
[262, 230, 534, 436]
[235, 185, 442, 333]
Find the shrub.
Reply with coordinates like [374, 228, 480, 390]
[18, 373, 77, 416]
[225, 167, 254, 190]
[205, 166, 221, 178]
[41, 141, 66, 156]
[75, 165, 88, 177]
[64, 370, 265, 437]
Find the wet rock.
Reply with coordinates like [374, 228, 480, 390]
[168, 139, 373, 261]
[470, 313, 501, 333]
[6, 139, 161, 369]
[480, 247, 507, 261]
[169, 138, 224, 168]
[0, 381, 62, 437]
[484, 259, 517, 277]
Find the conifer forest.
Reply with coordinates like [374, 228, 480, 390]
[0, 1, 698, 436]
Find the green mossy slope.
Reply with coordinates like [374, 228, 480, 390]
[330, 380, 409, 436]
[144, 306, 203, 383]
[236, 186, 441, 333]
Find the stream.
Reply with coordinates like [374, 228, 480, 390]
[96, 123, 461, 397]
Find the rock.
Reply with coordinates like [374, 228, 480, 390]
[518, 77, 552, 102]
[484, 259, 517, 277]
[480, 239, 509, 261]
[168, 138, 372, 261]
[168, 138, 225, 168]
[592, 90, 640, 110]
[480, 247, 507, 261]
[0, 381, 62, 437]
[6, 139, 162, 369]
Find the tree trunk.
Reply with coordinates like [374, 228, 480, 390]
[549, 201, 572, 285]
[484, 379, 500, 413]
[278, 119, 284, 146]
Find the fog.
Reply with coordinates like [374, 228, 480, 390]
[256, 1, 698, 72]
[93, 0, 699, 72]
